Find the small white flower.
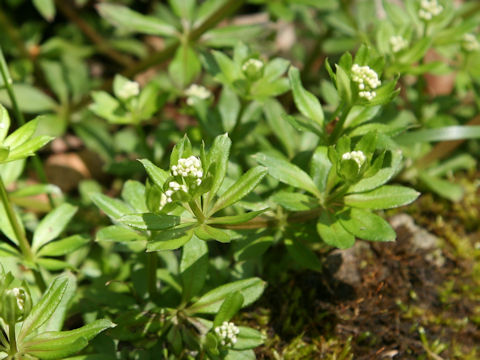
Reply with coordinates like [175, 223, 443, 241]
[0, 123, 6, 129]
[463, 33, 480, 52]
[185, 84, 211, 105]
[351, 64, 381, 101]
[214, 321, 240, 347]
[342, 150, 366, 167]
[390, 35, 408, 53]
[117, 80, 140, 100]
[418, 0, 443, 21]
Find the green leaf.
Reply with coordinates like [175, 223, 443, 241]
[419, 173, 463, 202]
[344, 185, 420, 210]
[180, 235, 208, 302]
[335, 64, 352, 105]
[0, 104, 10, 142]
[91, 193, 133, 221]
[6, 135, 53, 161]
[0, 146, 9, 162]
[19, 274, 74, 341]
[0, 196, 24, 245]
[168, 45, 201, 87]
[32, 203, 78, 251]
[97, 4, 176, 36]
[118, 213, 180, 231]
[37, 235, 89, 257]
[271, 191, 318, 211]
[395, 126, 480, 145]
[207, 209, 267, 225]
[147, 226, 194, 252]
[218, 86, 240, 132]
[36, 258, 73, 271]
[96, 225, 147, 243]
[348, 149, 403, 193]
[338, 208, 396, 242]
[397, 37, 432, 65]
[283, 114, 323, 137]
[231, 328, 264, 351]
[255, 152, 321, 198]
[0, 242, 20, 258]
[206, 133, 231, 201]
[0, 84, 57, 113]
[234, 236, 273, 262]
[187, 278, 265, 314]
[138, 159, 169, 189]
[288, 67, 324, 126]
[32, 0, 56, 21]
[168, 0, 195, 21]
[211, 51, 241, 85]
[285, 238, 322, 271]
[194, 224, 231, 243]
[213, 292, 244, 327]
[264, 99, 296, 158]
[317, 212, 355, 249]
[24, 319, 115, 360]
[210, 166, 267, 215]
[310, 146, 332, 193]
[3, 118, 38, 148]
[121, 180, 147, 212]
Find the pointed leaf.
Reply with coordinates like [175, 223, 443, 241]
[211, 166, 267, 214]
[344, 185, 420, 210]
[187, 278, 265, 314]
[32, 203, 78, 251]
[255, 152, 320, 198]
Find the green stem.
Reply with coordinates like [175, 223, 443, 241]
[8, 324, 16, 356]
[146, 252, 158, 299]
[0, 47, 55, 210]
[189, 200, 205, 223]
[215, 206, 324, 230]
[0, 176, 46, 292]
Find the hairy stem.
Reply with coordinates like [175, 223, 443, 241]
[0, 177, 46, 292]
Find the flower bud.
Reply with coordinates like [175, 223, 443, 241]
[338, 150, 366, 180]
[0, 286, 32, 324]
[242, 58, 264, 81]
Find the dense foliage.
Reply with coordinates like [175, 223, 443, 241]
[0, 0, 479, 359]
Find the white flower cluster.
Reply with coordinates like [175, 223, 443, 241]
[342, 150, 366, 167]
[160, 156, 204, 208]
[118, 80, 140, 100]
[463, 33, 480, 52]
[214, 321, 240, 346]
[351, 64, 381, 101]
[242, 58, 264, 73]
[160, 181, 188, 207]
[418, 0, 443, 21]
[390, 35, 408, 53]
[185, 84, 212, 105]
[171, 156, 203, 186]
